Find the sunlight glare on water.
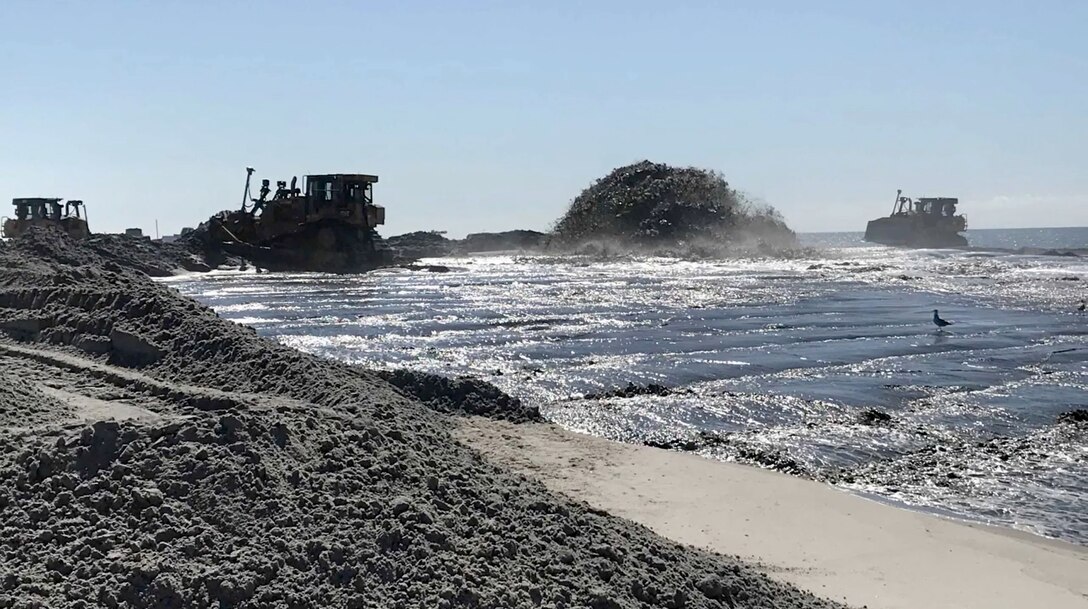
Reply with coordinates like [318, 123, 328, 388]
[169, 238, 1088, 544]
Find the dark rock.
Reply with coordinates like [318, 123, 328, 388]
[1057, 409, 1088, 424]
[376, 369, 542, 423]
[584, 382, 684, 400]
[858, 408, 893, 426]
[695, 576, 723, 599]
[400, 264, 451, 273]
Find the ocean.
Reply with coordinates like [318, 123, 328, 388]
[168, 227, 1088, 544]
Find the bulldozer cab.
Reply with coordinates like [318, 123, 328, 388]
[4, 198, 91, 239]
[891, 194, 959, 219]
[918, 197, 958, 218]
[303, 174, 385, 227]
[306, 174, 376, 206]
[13, 198, 61, 221]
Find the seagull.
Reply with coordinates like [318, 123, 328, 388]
[932, 309, 952, 331]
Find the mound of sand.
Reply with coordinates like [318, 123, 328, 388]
[11, 228, 236, 278]
[0, 230, 841, 608]
[552, 161, 795, 252]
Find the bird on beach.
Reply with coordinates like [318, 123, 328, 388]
[932, 309, 952, 331]
[1078, 300, 1086, 312]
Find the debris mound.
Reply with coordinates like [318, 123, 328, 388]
[644, 431, 811, 476]
[386, 230, 546, 259]
[552, 161, 796, 251]
[857, 408, 894, 426]
[460, 230, 546, 253]
[583, 382, 686, 400]
[377, 369, 542, 423]
[385, 231, 455, 259]
[1057, 409, 1088, 425]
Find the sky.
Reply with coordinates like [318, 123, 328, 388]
[2, 1, 1086, 237]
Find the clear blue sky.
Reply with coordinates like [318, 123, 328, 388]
[3, 1, 1085, 237]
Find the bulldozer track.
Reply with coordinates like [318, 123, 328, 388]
[0, 340, 310, 432]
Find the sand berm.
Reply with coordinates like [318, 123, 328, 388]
[0, 229, 845, 608]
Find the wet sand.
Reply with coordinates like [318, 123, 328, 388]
[458, 417, 1088, 609]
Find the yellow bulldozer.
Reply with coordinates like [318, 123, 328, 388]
[198, 169, 391, 272]
[2, 198, 91, 240]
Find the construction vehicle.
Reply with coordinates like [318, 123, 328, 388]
[2, 198, 91, 239]
[864, 190, 967, 248]
[198, 169, 391, 272]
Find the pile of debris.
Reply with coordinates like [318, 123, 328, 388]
[384, 231, 455, 259]
[551, 161, 795, 252]
[376, 369, 542, 423]
[582, 382, 687, 400]
[385, 230, 548, 260]
[460, 230, 546, 253]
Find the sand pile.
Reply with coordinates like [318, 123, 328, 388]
[83, 234, 222, 276]
[0, 230, 843, 608]
[11, 229, 237, 278]
[552, 161, 795, 253]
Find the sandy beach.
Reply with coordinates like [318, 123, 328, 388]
[458, 417, 1088, 609]
[0, 230, 850, 608]
[6, 2, 1087, 605]
[1, 223, 1085, 609]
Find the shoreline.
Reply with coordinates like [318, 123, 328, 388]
[457, 417, 1088, 609]
[6, 228, 1081, 607]
[173, 248, 1087, 547]
[0, 229, 847, 608]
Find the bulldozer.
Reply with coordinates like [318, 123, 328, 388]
[864, 190, 968, 248]
[198, 169, 391, 272]
[2, 198, 91, 240]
